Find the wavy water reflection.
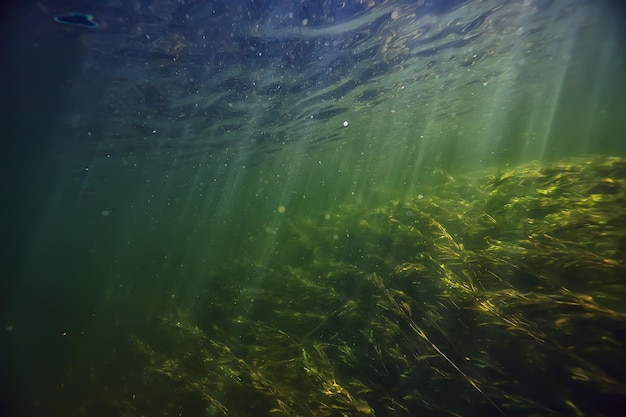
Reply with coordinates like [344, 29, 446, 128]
[57, 0, 620, 166]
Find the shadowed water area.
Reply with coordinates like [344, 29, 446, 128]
[1, 0, 626, 416]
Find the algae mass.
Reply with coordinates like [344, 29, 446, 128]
[125, 155, 626, 417]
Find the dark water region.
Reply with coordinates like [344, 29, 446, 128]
[1, 0, 626, 416]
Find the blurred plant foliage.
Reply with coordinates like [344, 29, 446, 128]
[132, 156, 626, 417]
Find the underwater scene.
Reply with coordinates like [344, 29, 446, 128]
[1, 0, 626, 416]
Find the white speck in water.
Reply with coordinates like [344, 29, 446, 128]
[342, 120, 349, 127]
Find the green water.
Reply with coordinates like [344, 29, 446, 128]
[1, 1, 626, 416]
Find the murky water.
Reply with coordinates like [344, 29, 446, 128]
[1, 1, 625, 416]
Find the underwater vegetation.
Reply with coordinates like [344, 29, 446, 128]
[128, 155, 626, 417]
